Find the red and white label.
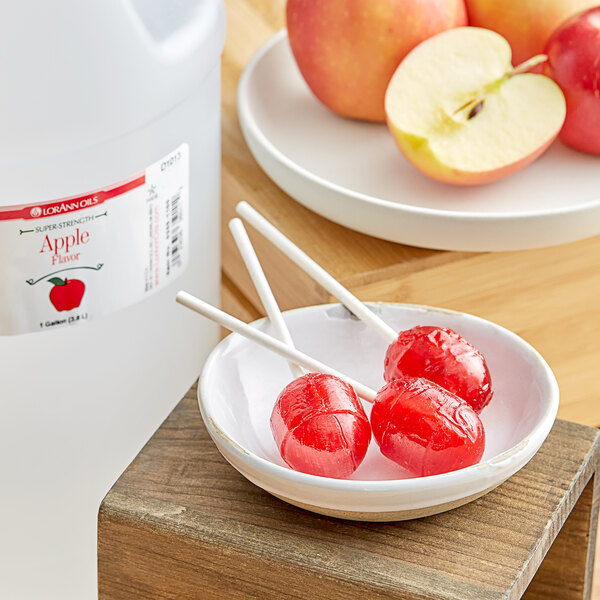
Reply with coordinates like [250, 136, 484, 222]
[0, 144, 189, 335]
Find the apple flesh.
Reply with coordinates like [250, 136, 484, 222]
[545, 7, 600, 155]
[465, 0, 599, 66]
[385, 27, 566, 185]
[286, 0, 467, 122]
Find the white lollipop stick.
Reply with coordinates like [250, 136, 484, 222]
[236, 201, 398, 344]
[229, 218, 303, 379]
[176, 291, 377, 403]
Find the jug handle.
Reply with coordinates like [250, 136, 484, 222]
[122, 0, 225, 64]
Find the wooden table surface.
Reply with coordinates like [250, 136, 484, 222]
[98, 386, 600, 600]
[221, 0, 600, 427]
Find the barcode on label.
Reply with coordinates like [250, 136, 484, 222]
[171, 192, 181, 225]
[168, 189, 183, 271]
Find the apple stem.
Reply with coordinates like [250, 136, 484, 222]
[510, 54, 548, 76]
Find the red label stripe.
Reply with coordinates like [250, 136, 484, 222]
[0, 173, 146, 222]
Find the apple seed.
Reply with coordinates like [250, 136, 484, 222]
[468, 101, 484, 119]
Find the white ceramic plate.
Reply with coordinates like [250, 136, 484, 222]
[238, 30, 600, 252]
[199, 303, 559, 521]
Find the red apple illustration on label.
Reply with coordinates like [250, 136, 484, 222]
[48, 277, 85, 311]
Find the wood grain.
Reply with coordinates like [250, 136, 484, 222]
[523, 475, 598, 599]
[219, 0, 600, 427]
[98, 387, 600, 600]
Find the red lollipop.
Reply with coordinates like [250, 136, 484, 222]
[271, 372, 371, 479]
[371, 376, 485, 477]
[384, 326, 493, 413]
[178, 292, 486, 480]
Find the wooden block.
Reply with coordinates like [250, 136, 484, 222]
[98, 386, 600, 600]
[523, 475, 598, 599]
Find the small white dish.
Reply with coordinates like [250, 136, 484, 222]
[199, 303, 559, 521]
[238, 30, 600, 252]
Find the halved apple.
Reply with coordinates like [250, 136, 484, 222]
[385, 27, 566, 185]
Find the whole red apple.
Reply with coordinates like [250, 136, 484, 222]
[286, 0, 467, 122]
[48, 277, 85, 311]
[545, 7, 600, 155]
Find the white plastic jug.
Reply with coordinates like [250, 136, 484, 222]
[0, 1, 226, 598]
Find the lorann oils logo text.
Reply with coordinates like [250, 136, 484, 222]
[29, 196, 100, 218]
